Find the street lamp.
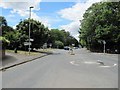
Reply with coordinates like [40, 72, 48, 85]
[28, 6, 34, 55]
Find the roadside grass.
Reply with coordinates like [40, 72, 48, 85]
[6, 48, 53, 55]
[6, 50, 41, 55]
[38, 48, 52, 52]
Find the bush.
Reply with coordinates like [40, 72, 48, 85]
[54, 40, 64, 49]
[0, 36, 10, 49]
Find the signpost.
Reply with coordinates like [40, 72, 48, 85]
[70, 44, 75, 55]
[24, 42, 32, 54]
[103, 40, 106, 53]
[43, 43, 47, 50]
[30, 39, 34, 41]
[24, 42, 31, 46]
[49, 43, 52, 48]
[98, 40, 106, 53]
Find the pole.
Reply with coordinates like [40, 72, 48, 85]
[29, 6, 33, 55]
[103, 40, 106, 53]
[104, 43, 105, 53]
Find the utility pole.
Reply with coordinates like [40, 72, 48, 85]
[28, 6, 34, 55]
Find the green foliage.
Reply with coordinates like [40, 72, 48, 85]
[0, 36, 10, 49]
[2, 26, 14, 36]
[0, 16, 7, 26]
[54, 40, 64, 49]
[0, 16, 21, 50]
[5, 30, 21, 49]
[0, 36, 10, 43]
[0, 16, 79, 50]
[48, 29, 79, 48]
[79, 2, 120, 53]
[16, 19, 49, 49]
[48, 29, 65, 45]
[0, 16, 12, 49]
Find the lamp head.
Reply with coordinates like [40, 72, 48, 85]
[30, 6, 34, 8]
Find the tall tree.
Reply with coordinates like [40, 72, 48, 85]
[0, 16, 7, 26]
[48, 29, 79, 48]
[0, 16, 11, 50]
[79, 2, 120, 53]
[16, 19, 49, 50]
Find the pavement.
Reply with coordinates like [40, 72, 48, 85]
[0, 49, 53, 71]
[2, 48, 118, 88]
[75, 48, 118, 66]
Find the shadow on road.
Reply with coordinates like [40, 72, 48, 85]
[2, 55, 17, 66]
[31, 50, 53, 55]
[52, 53, 61, 55]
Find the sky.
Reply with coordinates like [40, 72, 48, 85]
[0, 0, 107, 41]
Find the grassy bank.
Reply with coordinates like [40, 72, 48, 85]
[6, 49, 53, 55]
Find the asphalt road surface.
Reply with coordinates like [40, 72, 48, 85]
[2, 48, 118, 88]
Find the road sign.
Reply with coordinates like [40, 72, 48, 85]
[49, 43, 52, 47]
[26, 39, 34, 41]
[103, 40, 106, 44]
[24, 42, 31, 46]
[72, 44, 75, 46]
[98, 40, 102, 43]
[30, 39, 34, 41]
[28, 48, 31, 51]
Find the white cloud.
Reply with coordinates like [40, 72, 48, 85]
[8, 14, 15, 18]
[31, 12, 51, 28]
[60, 21, 80, 41]
[59, 0, 103, 40]
[0, 1, 41, 16]
[13, 25, 16, 29]
[0, 0, 52, 27]
[58, 3, 88, 21]
[58, 0, 104, 21]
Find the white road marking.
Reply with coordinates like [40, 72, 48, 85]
[113, 64, 117, 66]
[83, 61, 98, 64]
[70, 61, 117, 68]
[99, 66, 111, 68]
[70, 61, 79, 66]
[99, 63, 117, 68]
[70, 61, 75, 64]
[97, 60, 105, 65]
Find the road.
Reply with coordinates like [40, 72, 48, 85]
[2, 48, 118, 88]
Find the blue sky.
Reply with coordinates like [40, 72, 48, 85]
[38, 2, 75, 28]
[0, 0, 101, 40]
[1, 2, 76, 28]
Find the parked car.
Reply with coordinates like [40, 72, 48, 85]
[73, 47, 79, 49]
[64, 46, 70, 50]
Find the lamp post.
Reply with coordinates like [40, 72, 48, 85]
[28, 6, 34, 55]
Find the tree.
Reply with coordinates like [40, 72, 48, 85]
[0, 16, 11, 57]
[0, 16, 7, 26]
[5, 30, 21, 51]
[0, 16, 11, 48]
[0, 36, 10, 49]
[0, 16, 22, 53]
[79, 2, 120, 53]
[48, 29, 79, 48]
[48, 29, 65, 47]
[16, 19, 49, 50]
[54, 40, 64, 49]
[2, 26, 14, 36]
